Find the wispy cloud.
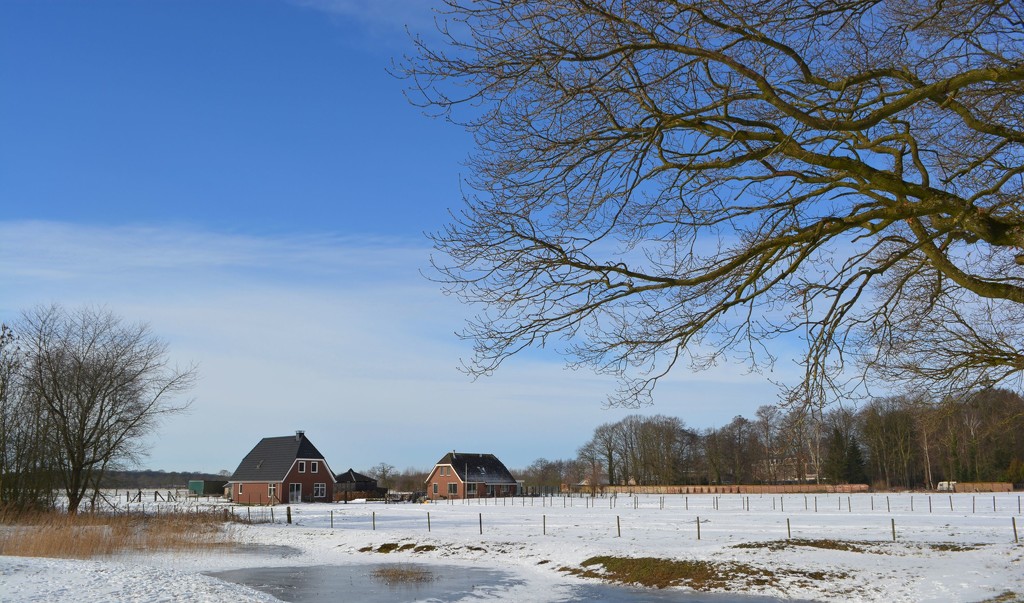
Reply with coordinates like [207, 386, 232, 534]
[1, 221, 783, 473]
[291, 0, 440, 38]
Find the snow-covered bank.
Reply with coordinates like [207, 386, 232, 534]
[1, 492, 1021, 602]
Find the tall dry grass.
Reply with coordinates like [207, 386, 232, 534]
[0, 507, 236, 559]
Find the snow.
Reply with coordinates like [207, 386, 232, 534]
[1, 492, 1022, 602]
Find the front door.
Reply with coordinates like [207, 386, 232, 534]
[289, 483, 301, 503]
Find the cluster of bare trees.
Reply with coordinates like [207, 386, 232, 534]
[0, 305, 194, 513]
[517, 390, 1024, 491]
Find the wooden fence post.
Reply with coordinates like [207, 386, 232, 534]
[286, 506, 292, 524]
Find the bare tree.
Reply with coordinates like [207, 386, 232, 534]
[0, 324, 59, 509]
[407, 0, 1024, 407]
[367, 462, 397, 492]
[17, 305, 195, 513]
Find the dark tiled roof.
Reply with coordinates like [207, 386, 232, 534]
[435, 452, 517, 485]
[231, 433, 332, 482]
[335, 468, 375, 484]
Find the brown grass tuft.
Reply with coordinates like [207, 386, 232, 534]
[371, 565, 436, 584]
[0, 508, 233, 559]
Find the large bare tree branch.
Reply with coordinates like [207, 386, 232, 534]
[406, 0, 1024, 406]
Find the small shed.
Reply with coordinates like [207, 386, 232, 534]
[188, 480, 227, 496]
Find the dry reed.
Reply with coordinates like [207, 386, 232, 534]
[0, 507, 235, 559]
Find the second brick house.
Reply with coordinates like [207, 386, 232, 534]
[425, 451, 520, 500]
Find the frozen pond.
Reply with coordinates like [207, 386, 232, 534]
[209, 563, 810, 602]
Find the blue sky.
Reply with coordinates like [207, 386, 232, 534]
[1, 0, 795, 476]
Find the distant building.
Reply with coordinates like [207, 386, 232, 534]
[333, 468, 386, 501]
[228, 431, 335, 505]
[425, 451, 519, 500]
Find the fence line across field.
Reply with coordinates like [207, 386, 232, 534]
[82, 491, 1022, 545]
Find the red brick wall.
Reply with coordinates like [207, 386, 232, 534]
[281, 460, 333, 503]
[234, 482, 281, 505]
[234, 459, 334, 505]
[426, 464, 462, 499]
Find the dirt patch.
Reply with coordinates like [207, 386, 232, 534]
[978, 592, 1023, 603]
[562, 555, 846, 591]
[732, 539, 981, 555]
[733, 539, 872, 553]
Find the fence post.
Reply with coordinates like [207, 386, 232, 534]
[479, 513, 483, 535]
[286, 506, 292, 524]
[891, 518, 896, 542]
[787, 518, 791, 540]
[330, 510, 334, 529]
[1014, 517, 1019, 544]
[696, 516, 701, 540]
[428, 512, 431, 532]
[372, 511, 376, 530]
[616, 515, 621, 538]
[543, 514, 546, 536]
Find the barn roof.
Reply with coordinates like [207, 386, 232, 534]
[335, 468, 375, 483]
[231, 431, 333, 482]
[434, 452, 518, 485]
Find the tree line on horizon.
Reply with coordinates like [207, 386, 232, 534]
[515, 389, 1024, 493]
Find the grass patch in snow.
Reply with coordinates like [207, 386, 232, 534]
[732, 539, 981, 554]
[978, 592, 1023, 603]
[564, 555, 845, 591]
[361, 542, 438, 554]
[0, 508, 232, 559]
[371, 564, 435, 584]
[733, 539, 872, 553]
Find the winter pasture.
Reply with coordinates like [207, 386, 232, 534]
[1, 491, 1021, 602]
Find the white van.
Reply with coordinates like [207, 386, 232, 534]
[937, 481, 957, 491]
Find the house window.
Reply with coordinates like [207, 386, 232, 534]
[467, 483, 477, 494]
[448, 483, 458, 496]
[268, 484, 277, 500]
[298, 461, 306, 473]
[311, 461, 318, 473]
[433, 483, 438, 495]
[238, 484, 244, 494]
[314, 483, 326, 498]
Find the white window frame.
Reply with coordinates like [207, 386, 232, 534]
[298, 460, 306, 473]
[448, 482, 458, 496]
[314, 483, 326, 498]
[311, 461, 318, 474]
[268, 483, 277, 500]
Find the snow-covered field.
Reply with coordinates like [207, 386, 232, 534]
[2, 492, 1022, 602]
